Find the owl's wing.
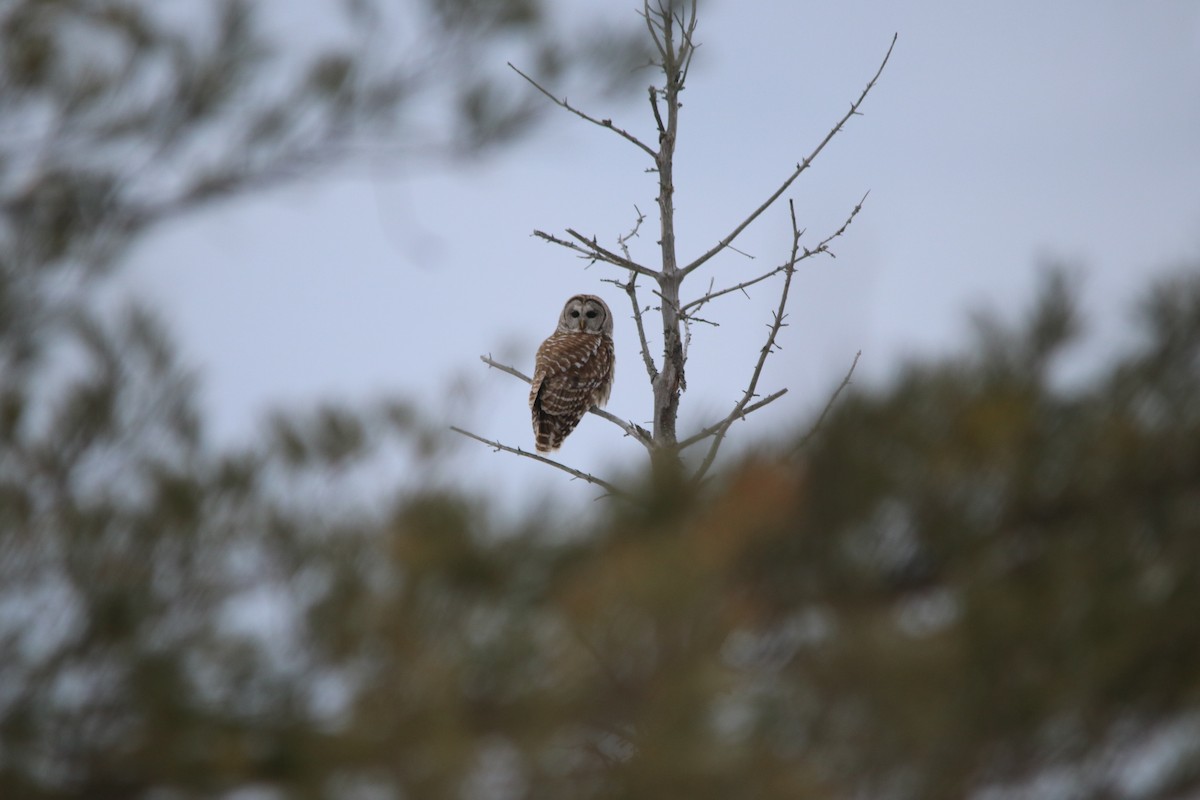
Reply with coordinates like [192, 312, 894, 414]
[530, 333, 610, 416]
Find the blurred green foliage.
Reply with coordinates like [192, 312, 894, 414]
[4, 258, 1199, 798]
[3, 1, 1200, 798]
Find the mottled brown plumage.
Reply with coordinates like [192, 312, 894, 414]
[529, 295, 615, 452]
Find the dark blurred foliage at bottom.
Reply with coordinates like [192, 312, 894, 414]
[2, 268, 1198, 799]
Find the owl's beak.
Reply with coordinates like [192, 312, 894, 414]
[577, 319, 586, 331]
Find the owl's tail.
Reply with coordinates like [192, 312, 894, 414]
[534, 420, 556, 453]
[533, 410, 584, 453]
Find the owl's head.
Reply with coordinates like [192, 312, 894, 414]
[556, 294, 613, 336]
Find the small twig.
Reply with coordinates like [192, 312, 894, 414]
[680, 314, 718, 327]
[679, 33, 896, 279]
[616, 205, 646, 260]
[793, 350, 861, 452]
[478, 355, 533, 384]
[450, 426, 623, 496]
[649, 86, 666, 135]
[508, 62, 657, 159]
[479, 355, 653, 448]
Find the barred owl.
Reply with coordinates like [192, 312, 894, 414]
[529, 294, 615, 453]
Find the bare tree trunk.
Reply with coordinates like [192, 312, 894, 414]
[647, 3, 695, 473]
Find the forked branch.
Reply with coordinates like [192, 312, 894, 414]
[607, 209, 659, 383]
[567, 229, 658, 277]
[683, 191, 869, 316]
[688, 199, 805, 483]
[680, 33, 896, 279]
[641, 0, 700, 86]
[604, 272, 659, 384]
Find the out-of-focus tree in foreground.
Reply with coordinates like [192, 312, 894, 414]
[0, 0, 641, 795]
[313, 271, 1200, 800]
[4, 255, 1199, 796]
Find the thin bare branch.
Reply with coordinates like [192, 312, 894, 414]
[677, 388, 789, 450]
[609, 208, 659, 384]
[793, 349, 861, 452]
[532, 230, 660, 279]
[640, 1, 668, 62]
[508, 62, 657, 158]
[685, 262, 790, 315]
[649, 86, 666, 135]
[479, 355, 533, 384]
[674, 1, 700, 89]
[566, 229, 660, 277]
[680, 33, 896, 279]
[689, 200, 804, 483]
[604, 273, 659, 383]
[479, 355, 654, 448]
[682, 191, 869, 315]
[450, 426, 623, 496]
[616, 205, 646, 259]
[532, 230, 602, 261]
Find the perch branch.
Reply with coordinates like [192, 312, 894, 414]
[451, 427, 623, 496]
[479, 356, 653, 449]
[508, 63, 657, 159]
[679, 32, 896, 279]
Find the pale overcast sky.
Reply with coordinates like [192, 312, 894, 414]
[119, 1, 1200, 511]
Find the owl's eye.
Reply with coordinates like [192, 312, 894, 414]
[585, 310, 597, 319]
[570, 310, 580, 318]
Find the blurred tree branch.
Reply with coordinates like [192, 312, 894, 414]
[0, 0, 647, 794]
